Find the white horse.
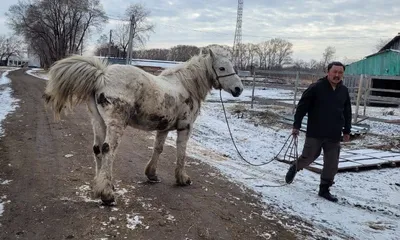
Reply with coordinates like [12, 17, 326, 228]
[44, 48, 243, 204]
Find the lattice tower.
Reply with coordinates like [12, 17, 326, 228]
[232, 0, 243, 69]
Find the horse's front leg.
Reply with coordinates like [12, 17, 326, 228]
[93, 120, 125, 205]
[175, 127, 192, 186]
[145, 131, 169, 182]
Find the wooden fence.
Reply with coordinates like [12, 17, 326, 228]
[244, 70, 400, 123]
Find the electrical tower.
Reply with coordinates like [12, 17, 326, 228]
[232, 0, 243, 69]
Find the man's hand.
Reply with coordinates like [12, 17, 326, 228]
[292, 128, 300, 137]
[343, 134, 350, 142]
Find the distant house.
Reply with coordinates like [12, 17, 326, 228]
[3, 47, 41, 68]
[345, 33, 400, 106]
[130, 59, 182, 74]
[98, 57, 183, 75]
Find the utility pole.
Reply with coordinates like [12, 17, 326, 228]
[108, 29, 113, 58]
[126, 14, 135, 65]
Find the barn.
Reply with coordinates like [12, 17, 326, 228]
[345, 33, 400, 106]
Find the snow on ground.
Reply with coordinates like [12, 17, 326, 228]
[164, 89, 400, 240]
[26, 68, 49, 80]
[206, 86, 295, 102]
[1, 71, 399, 239]
[0, 69, 20, 137]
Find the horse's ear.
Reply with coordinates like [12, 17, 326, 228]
[209, 48, 215, 60]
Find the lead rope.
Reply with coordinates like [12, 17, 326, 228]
[219, 90, 299, 187]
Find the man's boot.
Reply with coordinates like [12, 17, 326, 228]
[285, 163, 298, 184]
[318, 184, 338, 202]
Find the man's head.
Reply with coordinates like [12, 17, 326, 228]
[327, 61, 345, 85]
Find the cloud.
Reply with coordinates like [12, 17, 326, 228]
[0, 0, 399, 62]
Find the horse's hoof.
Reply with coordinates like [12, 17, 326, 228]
[101, 195, 115, 206]
[147, 175, 161, 183]
[176, 177, 192, 186]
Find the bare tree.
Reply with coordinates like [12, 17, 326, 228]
[308, 59, 319, 70]
[136, 48, 170, 60]
[7, 0, 107, 68]
[321, 46, 336, 70]
[274, 38, 293, 67]
[256, 41, 269, 69]
[122, 3, 155, 58]
[245, 43, 258, 69]
[168, 45, 199, 61]
[374, 38, 392, 52]
[0, 34, 24, 65]
[292, 59, 307, 70]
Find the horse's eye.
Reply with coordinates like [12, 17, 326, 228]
[219, 67, 225, 71]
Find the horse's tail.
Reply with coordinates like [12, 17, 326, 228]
[44, 55, 108, 120]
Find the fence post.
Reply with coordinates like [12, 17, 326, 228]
[353, 74, 364, 123]
[363, 76, 371, 116]
[251, 67, 256, 109]
[292, 71, 300, 114]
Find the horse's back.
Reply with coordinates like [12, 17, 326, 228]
[96, 64, 191, 132]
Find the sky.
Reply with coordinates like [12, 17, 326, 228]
[1, 0, 400, 62]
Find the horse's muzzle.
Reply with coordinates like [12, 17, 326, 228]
[231, 87, 243, 97]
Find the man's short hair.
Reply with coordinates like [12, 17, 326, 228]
[327, 61, 345, 72]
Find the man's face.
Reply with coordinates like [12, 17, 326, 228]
[327, 65, 344, 84]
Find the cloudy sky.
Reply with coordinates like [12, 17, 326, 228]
[1, 0, 399, 62]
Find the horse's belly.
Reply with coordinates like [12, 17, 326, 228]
[128, 112, 177, 131]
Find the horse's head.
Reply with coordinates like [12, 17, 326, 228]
[205, 48, 244, 97]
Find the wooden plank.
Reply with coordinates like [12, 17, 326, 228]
[378, 156, 400, 161]
[365, 152, 400, 158]
[355, 159, 391, 166]
[345, 149, 383, 154]
[369, 75, 400, 80]
[369, 88, 400, 94]
[344, 155, 375, 161]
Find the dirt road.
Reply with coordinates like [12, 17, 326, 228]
[0, 70, 315, 240]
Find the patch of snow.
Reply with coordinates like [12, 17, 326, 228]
[0, 70, 20, 137]
[164, 97, 400, 240]
[126, 214, 147, 230]
[206, 87, 295, 102]
[26, 69, 49, 80]
[0, 180, 12, 185]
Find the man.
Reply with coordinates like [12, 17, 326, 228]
[285, 61, 352, 202]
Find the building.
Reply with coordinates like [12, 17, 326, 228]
[345, 33, 400, 106]
[130, 59, 183, 74]
[99, 57, 183, 75]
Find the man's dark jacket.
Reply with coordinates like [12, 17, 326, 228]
[293, 76, 352, 141]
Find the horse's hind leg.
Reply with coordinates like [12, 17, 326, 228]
[88, 99, 106, 178]
[94, 112, 126, 205]
[145, 131, 169, 182]
[91, 118, 106, 177]
[175, 128, 192, 186]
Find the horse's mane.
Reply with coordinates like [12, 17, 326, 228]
[160, 54, 214, 101]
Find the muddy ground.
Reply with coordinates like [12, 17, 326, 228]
[0, 70, 323, 240]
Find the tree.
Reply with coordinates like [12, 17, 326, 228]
[122, 3, 155, 58]
[374, 38, 391, 52]
[7, 0, 108, 68]
[321, 46, 336, 70]
[274, 38, 293, 67]
[168, 45, 199, 61]
[0, 34, 24, 65]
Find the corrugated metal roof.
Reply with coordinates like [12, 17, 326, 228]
[379, 33, 400, 52]
[345, 49, 400, 76]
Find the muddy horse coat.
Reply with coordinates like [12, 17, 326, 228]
[44, 49, 243, 204]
